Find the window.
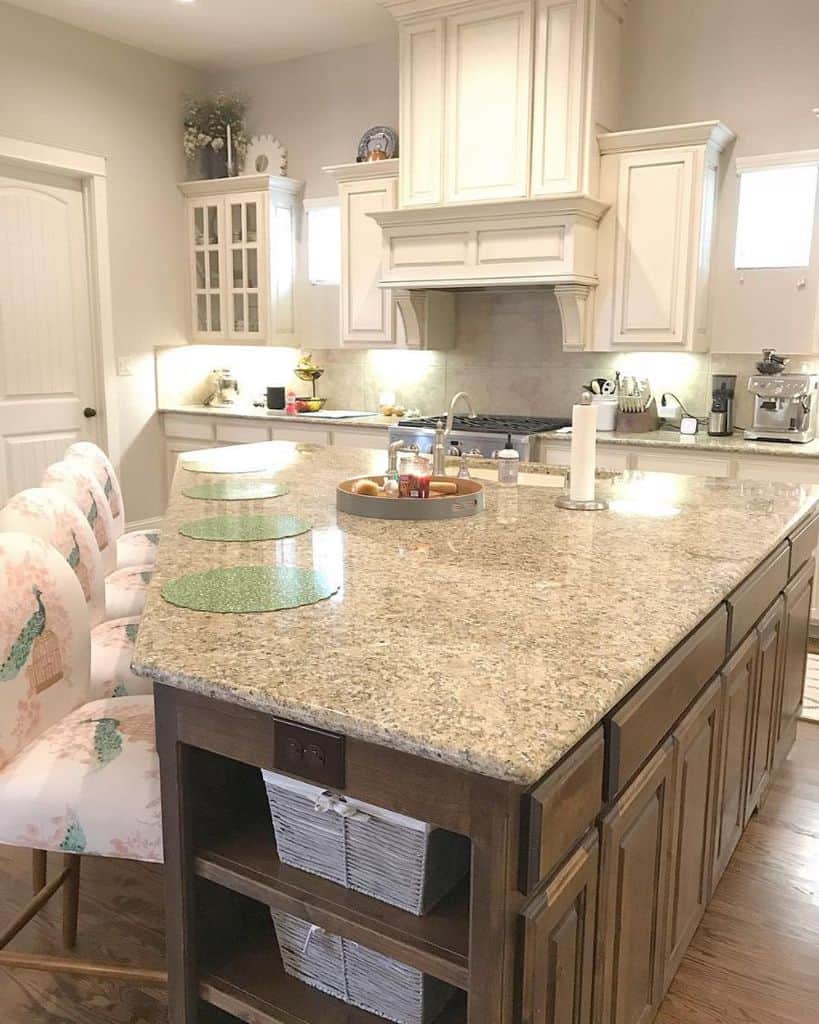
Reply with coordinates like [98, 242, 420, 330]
[735, 156, 819, 269]
[305, 199, 341, 285]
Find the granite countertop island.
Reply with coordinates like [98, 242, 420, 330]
[133, 441, 818, 785]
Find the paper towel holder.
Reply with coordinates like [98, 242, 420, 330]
[555, 494, 609, 511]
[556, 468, 609, 511]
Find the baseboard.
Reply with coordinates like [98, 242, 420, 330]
[126, 516, 162, 532]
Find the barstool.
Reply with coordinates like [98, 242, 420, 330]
[66, 442, 160, 569]
[0, 532, 163, 986]
[41, 461, 154, 620]
[0, 489, 149, 700]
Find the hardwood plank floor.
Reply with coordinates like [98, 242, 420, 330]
[0, 724, 817, 1023]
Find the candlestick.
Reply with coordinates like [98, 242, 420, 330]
[226, 123, 233, 176]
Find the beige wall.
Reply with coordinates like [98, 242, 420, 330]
[215, 39, 400, 349]
[0, 2, 204, 521]
[621, 0, 819, 356]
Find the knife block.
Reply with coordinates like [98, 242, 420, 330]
[615, 399, 660, 433]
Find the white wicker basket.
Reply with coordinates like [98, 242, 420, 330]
[272, 909, 458, 1024]
[262, 770, 470, 916]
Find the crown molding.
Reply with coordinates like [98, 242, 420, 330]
[598, 121, 735, 156]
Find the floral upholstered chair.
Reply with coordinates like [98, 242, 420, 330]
[0, 489, 150, 700]
[66, 442, 161, 569]
[42, 460, 155, 621]
[0, 532, 162, 982]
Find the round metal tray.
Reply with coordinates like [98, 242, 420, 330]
[337, 476, 485, 521]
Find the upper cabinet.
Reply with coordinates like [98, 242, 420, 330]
[593, 123, 735, 352]
[178, 175, 303, 346]
[323, 160, 454, 349]
[383, 0, 627, 208]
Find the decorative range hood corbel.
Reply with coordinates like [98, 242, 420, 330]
[368, 194, 608, 349]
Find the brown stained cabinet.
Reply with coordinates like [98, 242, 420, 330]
[520, 831, 598, 1024]
[662, 678, 721, 990]
[745, 596, 785, 820]
[595, 740, 675, 1024]
[773, 559, 814, 770]
[712, 632, 757, 888]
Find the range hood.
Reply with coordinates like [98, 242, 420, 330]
[367, 0, 628, 349]
[368, 194, 608, 350]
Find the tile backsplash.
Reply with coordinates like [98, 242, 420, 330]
[156, 289, 819, 422]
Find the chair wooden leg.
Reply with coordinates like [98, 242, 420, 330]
[61, 854, 81, 951]
[31, 850, 47, 895]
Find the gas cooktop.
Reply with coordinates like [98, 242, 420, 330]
[397, 414, 571, 435]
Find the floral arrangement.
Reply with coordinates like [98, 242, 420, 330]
[183, 92, 249, 168]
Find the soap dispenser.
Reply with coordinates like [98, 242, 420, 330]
[497, 434, 519, 485]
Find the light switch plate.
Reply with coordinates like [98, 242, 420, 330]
[116, 356, 134, 377]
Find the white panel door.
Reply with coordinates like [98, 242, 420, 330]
[611, 148, 696, 348]
[444, 1, 533, 204]
[400, 18, 446, 208]
[530, 0, 586, 196]
[340, 176, 398, 345]
[0, 166, 100, 504]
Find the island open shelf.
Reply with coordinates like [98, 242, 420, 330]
[194, 800, 471, 988]
[196, 881, 468, 1024]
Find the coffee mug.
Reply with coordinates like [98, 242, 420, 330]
[266, 386, 286, 410]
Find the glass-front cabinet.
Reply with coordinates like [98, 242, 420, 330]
[179, 174, 303, 345]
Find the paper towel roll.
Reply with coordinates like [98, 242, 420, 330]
[569, 400, 598, 502]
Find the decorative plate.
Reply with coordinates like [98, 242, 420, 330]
[356, 125, 398, 162]
[245, 134, 287, 175]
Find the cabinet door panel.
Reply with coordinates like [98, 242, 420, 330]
[341, 178, 397, 344]
[612, 149, 695, 348]
[713, 632, 757, 887]
[596, 740, 674, 1024]
[400, 19, 445, 207]
[664, 677, 721, 989]
[531, 0, 585, 196]
[746, 596, 785, 818]
[521, 830, 598, 1024]
[774, 560, 814, 768]
[444, 1, 532, 203]
[189, 199, 226, 340]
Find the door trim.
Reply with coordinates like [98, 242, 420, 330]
[0, 133, 119, 467]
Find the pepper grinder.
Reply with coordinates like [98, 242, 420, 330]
[432, 420, 447, 476]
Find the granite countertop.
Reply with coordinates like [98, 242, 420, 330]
[133, 441, 818, 786]
[538, 426, 819, 459]
[160, 404, 395, 430]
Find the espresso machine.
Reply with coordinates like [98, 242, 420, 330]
[708, 374, 736, 436]
[745, 374, 819, 443]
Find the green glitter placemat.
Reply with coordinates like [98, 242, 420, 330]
[162, 565, 338, 613]
[178, 514, 311, 542]
[182, 481, 289, 501]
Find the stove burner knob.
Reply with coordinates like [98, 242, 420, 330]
[448, 444, 462, 456]
[468, 447, 483, 456]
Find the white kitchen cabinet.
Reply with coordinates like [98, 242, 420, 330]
[324, 160, 454, 349]
[331, 428, 390, 450]
[444, 1, 533, 203]
[632, 449, 732, 478]
[541, 442, 630, 471]
[530, 0, 587, 196]
[594, 123, 734, 352]
[271, 423, 332, 445]
[179, 175, 303, 345]
[339, 162, 398, 345]
[382, 0, 627, 207]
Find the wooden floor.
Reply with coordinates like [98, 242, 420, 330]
[0, 724, 817, 1023]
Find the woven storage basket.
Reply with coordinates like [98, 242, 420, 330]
[262, 771, 470, 916]
[272, 909, 457, 1024]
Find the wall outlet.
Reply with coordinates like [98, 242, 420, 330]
[117, 356, 134, 377]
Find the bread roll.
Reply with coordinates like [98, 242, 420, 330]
[352, 478, 380, 496]
[430, 480, 458, 495]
